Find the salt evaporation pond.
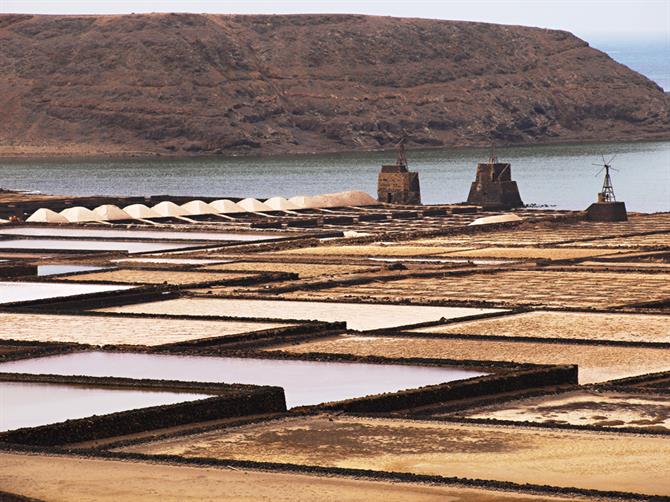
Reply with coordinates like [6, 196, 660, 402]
[0, 239, 197, 253]
[114, 258, 233, 265]
[37, 264, 111, 276]
[0, 282, 132, 305]
[0, 227, 281, 242]
[0, 381, 210, 432]
[0, 352, 486, 408]
[101, 298, 502, 331]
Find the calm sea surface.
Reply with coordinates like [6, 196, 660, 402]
[1, 141, 668, 213]
[593, 38, 670, 91]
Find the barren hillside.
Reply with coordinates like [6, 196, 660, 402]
[0, 13, 668, 156]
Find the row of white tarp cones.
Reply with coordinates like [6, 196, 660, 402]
[25, 191, 379, 223]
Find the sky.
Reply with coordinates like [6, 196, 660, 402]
[1, 0, 668, 41]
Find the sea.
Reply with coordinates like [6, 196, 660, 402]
[591, 37, 669, 91]
[0, 38, 668, 214]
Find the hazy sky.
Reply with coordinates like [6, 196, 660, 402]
[1, 0, 668, 40]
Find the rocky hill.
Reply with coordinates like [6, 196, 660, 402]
[0, 13, 668, 157]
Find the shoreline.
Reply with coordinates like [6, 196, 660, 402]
[1, 135, 669, 162]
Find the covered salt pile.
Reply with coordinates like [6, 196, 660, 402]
[123, 204, 161, 219]
[288, 195, 320, 209]
[152, 201, 189, 217]
[469, 214, 524, 226]
[328, 190, 379, 207]
[210, 200, 244, 214]
[289, 191, 378, 209]
[180, 200, 219, 216]
[238, 198, 273, 212]
[60, 207, 102, 223]
[265, 197, 300, 211]
[26, 208, 69, 224]
[93, 205, 132, 221]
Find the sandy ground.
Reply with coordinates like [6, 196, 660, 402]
[271, 334, 670, 384]
[408, 214, 670, 247]
[440, 247, 623, 260]
[411, 311, 670, 343]
[274, 245, 624, 260]
[119, 415, 670, 496]
[202, 261, 377, 278]
[277, 245, 474, 257]
[578, 260, 670, 269]
[561, 233, 670, 248]
[61, 269, 253, 285]
[285, 270, 670, 308]
[0, 452, 583, 502]
[457, 390, 670, 430]
[0, 312, 290, 346]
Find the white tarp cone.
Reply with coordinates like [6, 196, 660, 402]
[26, 208, 69, 224]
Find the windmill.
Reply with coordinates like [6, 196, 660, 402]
[466, 140, 523, 208]
[593, 154, 618, 203]
[377, 136, 421, 205]
[488, 140, 498, 164]
[585, 153, 627, 221]
[395, 137, 408, 169]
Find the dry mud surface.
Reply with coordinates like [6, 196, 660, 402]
[276, 245, 623, 261]
[271, 334, 670, 383]
[560, 233, 670, 249]
[411, 311, 670, 343]
[99, 298, 501, 331]
[409, 215, 670, 247]
[0, 312, 291, 346]
[286, 270, 670, 308]
[0, 452, 580, 502]
[201, 261, 377, 278]
[435, 247, 623, 260]
[61, 269, 254, 285]
[577, 260, 670, 269]
[119, 415, 670, 496]
[457, 390, 670, 430]
[278, 245, 475, 257]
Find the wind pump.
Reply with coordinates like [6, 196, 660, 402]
[585, 154, 627, 221]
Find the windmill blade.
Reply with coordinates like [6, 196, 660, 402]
[601, 154, 607, 165]
[594, 167, 605, 176]
[607, 154, 618, 165]
[592, 163, 604, 167]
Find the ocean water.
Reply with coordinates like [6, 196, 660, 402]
[594, 38, 670, 91]
[1, 140, 668, 213]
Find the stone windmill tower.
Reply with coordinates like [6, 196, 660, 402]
[466, 143, 523, 209]
[377, 138, 421, 205]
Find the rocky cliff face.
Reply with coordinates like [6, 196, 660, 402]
[0, 13, 668, 156]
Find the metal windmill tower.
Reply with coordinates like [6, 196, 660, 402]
[395, 137, 408, 169]
[585, 154, 627, 221]
[488, 141, 498, 164]
[593, 155, 618, 202]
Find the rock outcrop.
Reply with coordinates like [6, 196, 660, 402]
[0, 13, 668, 156]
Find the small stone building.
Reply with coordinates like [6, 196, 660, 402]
[466, 154, 523, 209]
[377, 142, 421, 205]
